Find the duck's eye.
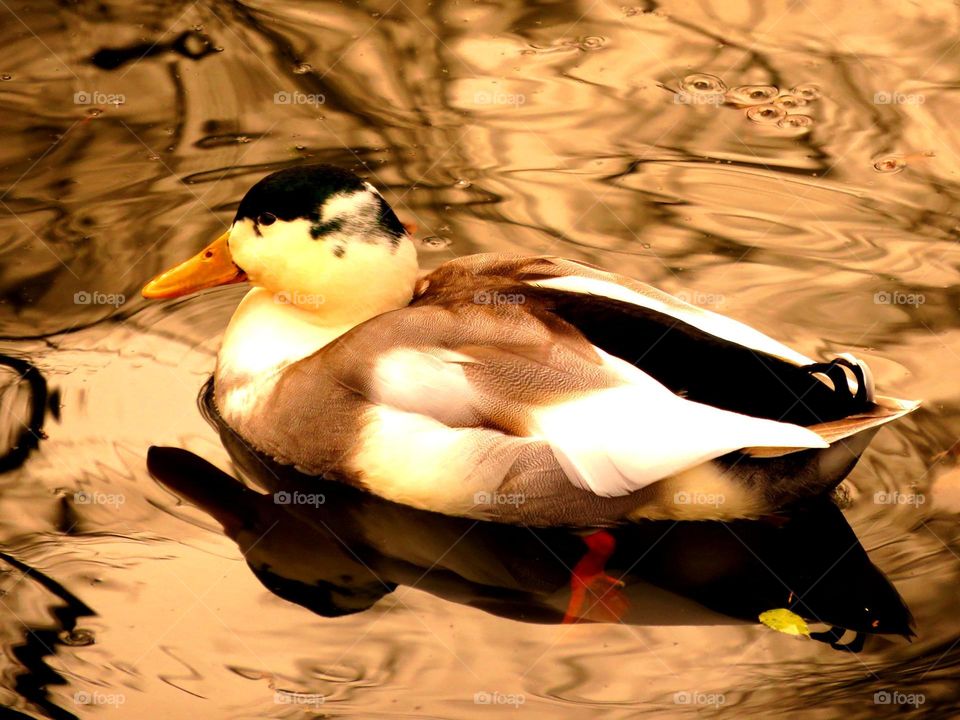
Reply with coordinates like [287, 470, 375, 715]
[258, 212, 277, 227]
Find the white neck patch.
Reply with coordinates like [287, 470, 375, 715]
[214, 287, 355, 423]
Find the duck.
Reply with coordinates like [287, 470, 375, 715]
[141, 163, 919, 527]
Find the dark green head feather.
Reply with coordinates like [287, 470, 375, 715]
[234, 164, 405, 239]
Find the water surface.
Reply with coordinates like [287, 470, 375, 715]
[1, 0, 959, 717]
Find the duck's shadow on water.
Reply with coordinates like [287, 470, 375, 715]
[143, 381, 914, 653]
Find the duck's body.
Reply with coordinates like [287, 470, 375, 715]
[211, 252, 914, 525]
[143, 164, 918, 526]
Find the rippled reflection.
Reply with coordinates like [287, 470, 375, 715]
[0, 0, 959, 717]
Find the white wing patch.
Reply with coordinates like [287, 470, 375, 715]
[526, 275, 813, 367]
[531, 350, 828, 497]
[370, 348, 477, 426]
[352, 405, 528, 514]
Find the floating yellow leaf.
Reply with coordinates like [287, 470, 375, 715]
[759, 608, 810, 637]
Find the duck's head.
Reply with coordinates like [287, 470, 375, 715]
[142, 164, 419, 324]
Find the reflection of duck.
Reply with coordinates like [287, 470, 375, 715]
[142, 164, 917, 524]
[148, 391, 914, 646]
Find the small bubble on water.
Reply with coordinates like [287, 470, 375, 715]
[727, 85, 779, 105]
[680, 73, 726, 95]
[520, 48, 536, 55]
[421, 236, 452, 249]
[293, 63, 312, 74]
[778, 114, 813, 129]
[791, 83, 821, 101]
[85, 108, 102, 117]
[746, 103, 786, 123]
[59, 628, 95, 647]
[774, 94, 807, 110]
[873, 155, 907, 173]
[454, 178, 472, 189]
[0, 74, 11, 81]
[236, 135, 250, 144]
[622, 6, 640, 16]
[295, 144, 306, 151]
[193, 24, 204, 32]
[579, 36, 605, 49]
[147, 152, 160, 160]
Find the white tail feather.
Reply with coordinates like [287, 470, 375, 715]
[531, 351, 828, 497]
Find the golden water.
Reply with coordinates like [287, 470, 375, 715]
[0, 1, 958, 717]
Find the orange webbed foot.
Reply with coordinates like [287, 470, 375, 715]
[563, 530, 629, 624]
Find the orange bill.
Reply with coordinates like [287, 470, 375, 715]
[142, 230, 247, 299]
